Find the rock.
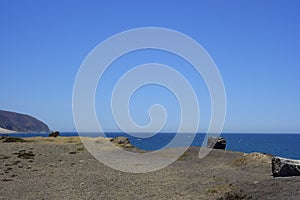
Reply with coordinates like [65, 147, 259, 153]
[49, 131, 60, 137]
[110, 136, 133, 148]
[207, 137, 226, 150]
[272, 156, 300, 177]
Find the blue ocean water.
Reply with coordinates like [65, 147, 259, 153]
[3, 132, 300, 159]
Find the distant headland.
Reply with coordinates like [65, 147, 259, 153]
[0, 110, 50, 133]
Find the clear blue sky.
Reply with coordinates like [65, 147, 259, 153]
[0, 0, 299, 133]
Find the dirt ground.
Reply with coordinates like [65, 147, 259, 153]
[1, 137, 300, 200]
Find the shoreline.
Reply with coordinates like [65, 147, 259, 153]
[0, 127, 17, 133]
[2, 133, 300, 160]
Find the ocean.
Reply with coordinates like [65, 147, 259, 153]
[2, 132, 300, 159]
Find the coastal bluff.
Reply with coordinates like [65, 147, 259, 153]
[1, 137, 300, 199]
[0, 110, 49, 133]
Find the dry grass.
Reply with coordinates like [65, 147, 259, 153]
[232, 152, 272, 167]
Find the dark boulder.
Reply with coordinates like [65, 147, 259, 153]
[49, 131, 60, 137]
[207, 137, 226, 150]
[110, 136, 133, 148]
[272, 156, 300, 177]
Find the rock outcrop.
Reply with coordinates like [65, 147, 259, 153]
[49, 131, 60, 137]
[0, 110, 49, 133]
[110, 136, 133, 148]
[207, 137, 226, 150]
[272, 156, 300, 177]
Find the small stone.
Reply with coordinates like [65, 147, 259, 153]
[1, 178, 12, 182]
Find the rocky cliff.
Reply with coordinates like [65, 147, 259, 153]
[0, 110, 50, 133]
